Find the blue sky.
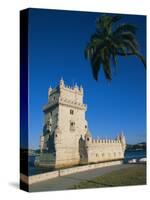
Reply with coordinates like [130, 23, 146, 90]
[27, 8, 146, 149]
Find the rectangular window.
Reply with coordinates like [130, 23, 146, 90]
[70, 109, 74, 115]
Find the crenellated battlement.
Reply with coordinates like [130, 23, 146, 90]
[90, 139, 121, 144]
[48, 78, 83, 98]
[59, 78, 83, 95]
[60, 84, 83, 95]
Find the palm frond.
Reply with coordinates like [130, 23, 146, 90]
[102, 49, 112, 80]
[102, 59, 112, 80]
[111, 52, 118, 67]
[85, 39, 105, 59]
[134, 52, 146, 68]
[119, 32, 139, 49]
[91, 53, 102, 81]
[96, 15, 122, 35]
[122, 39, 138, 53]
[113, 24, 138, 35]
[107, 15, 122, 27]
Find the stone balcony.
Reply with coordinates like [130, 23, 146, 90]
[43, 97, 87, 112]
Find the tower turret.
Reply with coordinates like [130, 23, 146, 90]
[60, 77, 65, 88]
[85, 130, 92, 144]
[48, 86, 52, 99]
[119, 132, 126, 151]
[80, 85, 83, 94]
[74, 83, 79, 90]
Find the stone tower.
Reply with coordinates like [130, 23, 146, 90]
[37, 78, 88, 168]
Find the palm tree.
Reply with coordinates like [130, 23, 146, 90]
[85, 14, 146, 81]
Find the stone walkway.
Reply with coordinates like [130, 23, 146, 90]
[29, 164, 136, 192]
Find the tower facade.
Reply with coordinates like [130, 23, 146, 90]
[36, 78, 88, 168]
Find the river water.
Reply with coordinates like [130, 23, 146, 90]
[28, 150, 146, 176]
[124, 150, 146, 162]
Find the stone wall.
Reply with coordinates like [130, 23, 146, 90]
[21, 160, 123, 185]
[21, 171, 59, 185]
[59, 160, 122, 176]
[86, 139, 124, 163]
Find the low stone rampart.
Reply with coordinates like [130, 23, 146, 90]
[21, 171, 59, 185]
[20, 160, 123, 185]
[60, 160, 122, 176]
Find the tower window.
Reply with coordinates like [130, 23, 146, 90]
[70, 109, 74, 115]
[70, 121, 75, 131]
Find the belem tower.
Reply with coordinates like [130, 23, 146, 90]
[35, 78, 126, 169]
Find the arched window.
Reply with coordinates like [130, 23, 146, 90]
[70, 121, 75, 131]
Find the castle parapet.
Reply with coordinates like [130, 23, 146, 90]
[87, 137, 122, 145]
[59, 78, 83, 95]
[59, 97, 87, 110]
